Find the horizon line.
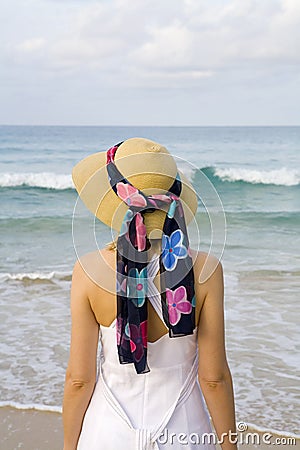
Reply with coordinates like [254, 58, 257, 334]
[0, 123, 299, 128]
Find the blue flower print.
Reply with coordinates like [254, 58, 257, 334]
[119, 209, 134, 236]
[191, 295, 196, 308]
[162, 229, 187, 271]
[167, 199, 177, 219]
[127, 267, 148, 307]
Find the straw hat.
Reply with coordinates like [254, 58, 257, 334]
[72, 137, 198, 235]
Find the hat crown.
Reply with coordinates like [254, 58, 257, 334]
[114, 138, 177, 193]
[115, 138, 169, 159]
[149, 144, 163, 153]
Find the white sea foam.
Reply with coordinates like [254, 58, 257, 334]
[0, 401, 62, 414]
[214, 167, 300, 186]
[0, 172, 74, 189]
[2, 168, 298, 189]
[245, 422, 300, 439]
[0, 271, 72, 282]
[176, 160, 197, 180]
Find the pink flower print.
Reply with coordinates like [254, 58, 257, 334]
[127, 321, 147, 362]
[134, 212, 147, 251]
[166, 286, 192, 326]
[148, 194, 172, 208]
[116, 276, 126, 294]
[177, 201, 184, 217]
[152, 194, 171, 202]
[116, 182, 147, 207]
[106, 145, 118, 163]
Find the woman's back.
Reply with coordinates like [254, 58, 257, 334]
[79, 247, 207, 342]
[77, 248, 215, 450]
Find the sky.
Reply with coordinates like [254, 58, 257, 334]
[0, 0, 299, 126]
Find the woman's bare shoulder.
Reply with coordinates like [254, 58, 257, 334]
[72, 248, 116, 292]
[190, 249, 223, 285]
[74, 247, 114, 269]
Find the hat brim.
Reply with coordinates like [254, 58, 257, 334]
[72, 151, 198, 232]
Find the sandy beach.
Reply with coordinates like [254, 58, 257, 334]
[1, 406, 299, 450]
[1, 407, 63, 450]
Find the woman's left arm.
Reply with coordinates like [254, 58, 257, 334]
[63, 260, 99, 450]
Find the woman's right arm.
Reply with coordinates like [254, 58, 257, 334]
[196, 257, 237, 450]
[63, 261, 99, 450]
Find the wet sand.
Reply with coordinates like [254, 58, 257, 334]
[1, 407, 62, 450]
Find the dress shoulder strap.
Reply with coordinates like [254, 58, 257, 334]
[146, 254, 164, 323]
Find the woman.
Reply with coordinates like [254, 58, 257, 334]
[63, 138, 237, 450]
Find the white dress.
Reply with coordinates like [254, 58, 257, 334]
[77, 258, 216, 450]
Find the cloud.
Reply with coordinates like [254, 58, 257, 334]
[0, 0, 299, 126]
[133, 0, 300, 72]
[4, 0, 298, 89]
[16, 38, 46, 53]
[5, 0, 300, 77]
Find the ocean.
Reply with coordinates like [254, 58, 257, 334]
[0, 125, 299, 436]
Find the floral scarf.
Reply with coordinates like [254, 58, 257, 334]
[106, 142, 195, 374]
